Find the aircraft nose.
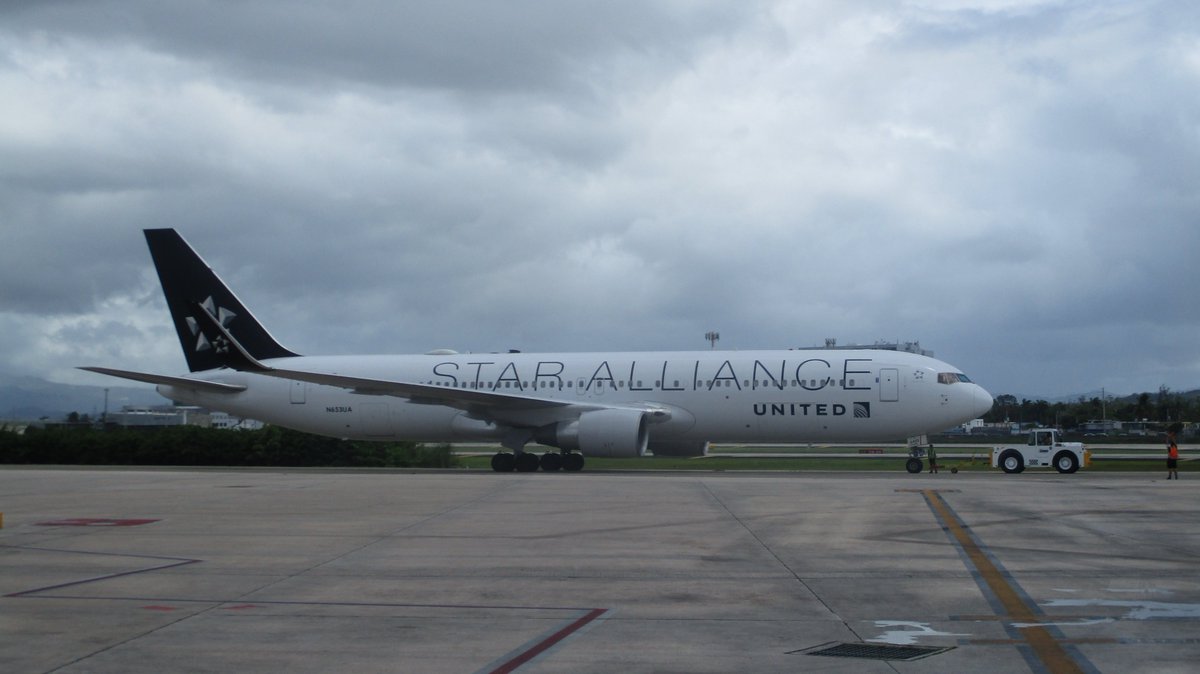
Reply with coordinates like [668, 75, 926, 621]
[973, 385, 994, 418]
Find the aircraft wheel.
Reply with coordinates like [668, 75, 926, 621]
[1054, 452, 1079, 474]
[562, 452, 585, 472]
[515, 452, 541, 472]
[491, 452, 515, 472]
[540, 452, 563, 472]
[1000, 451, 1024, 474]
[905, 458, 923, 474]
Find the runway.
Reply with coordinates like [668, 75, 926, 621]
[2, 468, 1197, 673]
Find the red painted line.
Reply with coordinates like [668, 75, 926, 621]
[36, 518, 160, 527]
[487, 608, 608, 674]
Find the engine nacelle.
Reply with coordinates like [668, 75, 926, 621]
[534, 408, 649, 458]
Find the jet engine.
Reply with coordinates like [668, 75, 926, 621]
[535, 408, 649, 458]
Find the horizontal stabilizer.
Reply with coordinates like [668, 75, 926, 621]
[78, 367, 247, 393]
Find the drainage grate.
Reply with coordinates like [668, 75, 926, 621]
[795, 642, 954, 661]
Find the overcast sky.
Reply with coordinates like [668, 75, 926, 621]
[1, 0, 1197, 401]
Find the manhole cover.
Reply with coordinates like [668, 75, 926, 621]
[794, 642, 954, 661]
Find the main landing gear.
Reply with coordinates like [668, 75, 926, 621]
[491, 451, 584, 473]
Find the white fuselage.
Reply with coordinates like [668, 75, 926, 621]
[159, 348, 993, 447]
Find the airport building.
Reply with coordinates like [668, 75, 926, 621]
[104, 406, 263, 431]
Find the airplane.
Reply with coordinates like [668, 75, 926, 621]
[83, 229, 994, 472]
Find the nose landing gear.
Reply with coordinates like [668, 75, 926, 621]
[905, 455, 924, 474]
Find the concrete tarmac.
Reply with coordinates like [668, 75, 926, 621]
[1, 467, 1197, 673]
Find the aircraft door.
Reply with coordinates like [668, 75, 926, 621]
[880, 368, 899, 402]
[290, 380, 306, 404]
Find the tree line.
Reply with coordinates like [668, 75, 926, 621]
[981, 386, 1198, 431]
[0, 425, 458, 468]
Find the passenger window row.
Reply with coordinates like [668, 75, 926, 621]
[424, 377, 858, 389]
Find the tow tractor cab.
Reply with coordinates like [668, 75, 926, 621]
[992, 428, 1090, 474]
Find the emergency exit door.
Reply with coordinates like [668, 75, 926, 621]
[880, 368, 899, 402]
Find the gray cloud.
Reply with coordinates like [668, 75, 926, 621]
[1, 0, 750, 95]
[1, 0, 1197, 399]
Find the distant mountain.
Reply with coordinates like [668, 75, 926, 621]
[0, 373, 169, 421]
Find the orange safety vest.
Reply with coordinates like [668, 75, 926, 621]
[1168, 443, 1179, 460]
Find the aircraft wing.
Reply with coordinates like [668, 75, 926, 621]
[264, 366, 574, 410]
[185, 301, 672, 425]
[78, 367, 247, 393]
[262, 366, 673, 435]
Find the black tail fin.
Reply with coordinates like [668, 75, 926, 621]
[144, 229, 299, 372]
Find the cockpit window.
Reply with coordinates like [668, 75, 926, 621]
[937, 372, 972, 384]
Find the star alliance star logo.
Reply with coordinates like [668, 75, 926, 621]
[185, 296, 236, 354]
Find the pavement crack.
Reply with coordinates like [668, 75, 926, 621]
[698, 480, 853, 635]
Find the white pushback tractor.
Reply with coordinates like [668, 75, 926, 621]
[992, 428, 1090, 474]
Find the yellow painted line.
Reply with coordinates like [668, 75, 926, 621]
[953, 614, 1099, 622]
[921, 489, 1088, 674]
[969, 638, 1117, 646]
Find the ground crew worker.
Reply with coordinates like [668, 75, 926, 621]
[1167, 431, 1179, 480]
[927, 444, 938, 474]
